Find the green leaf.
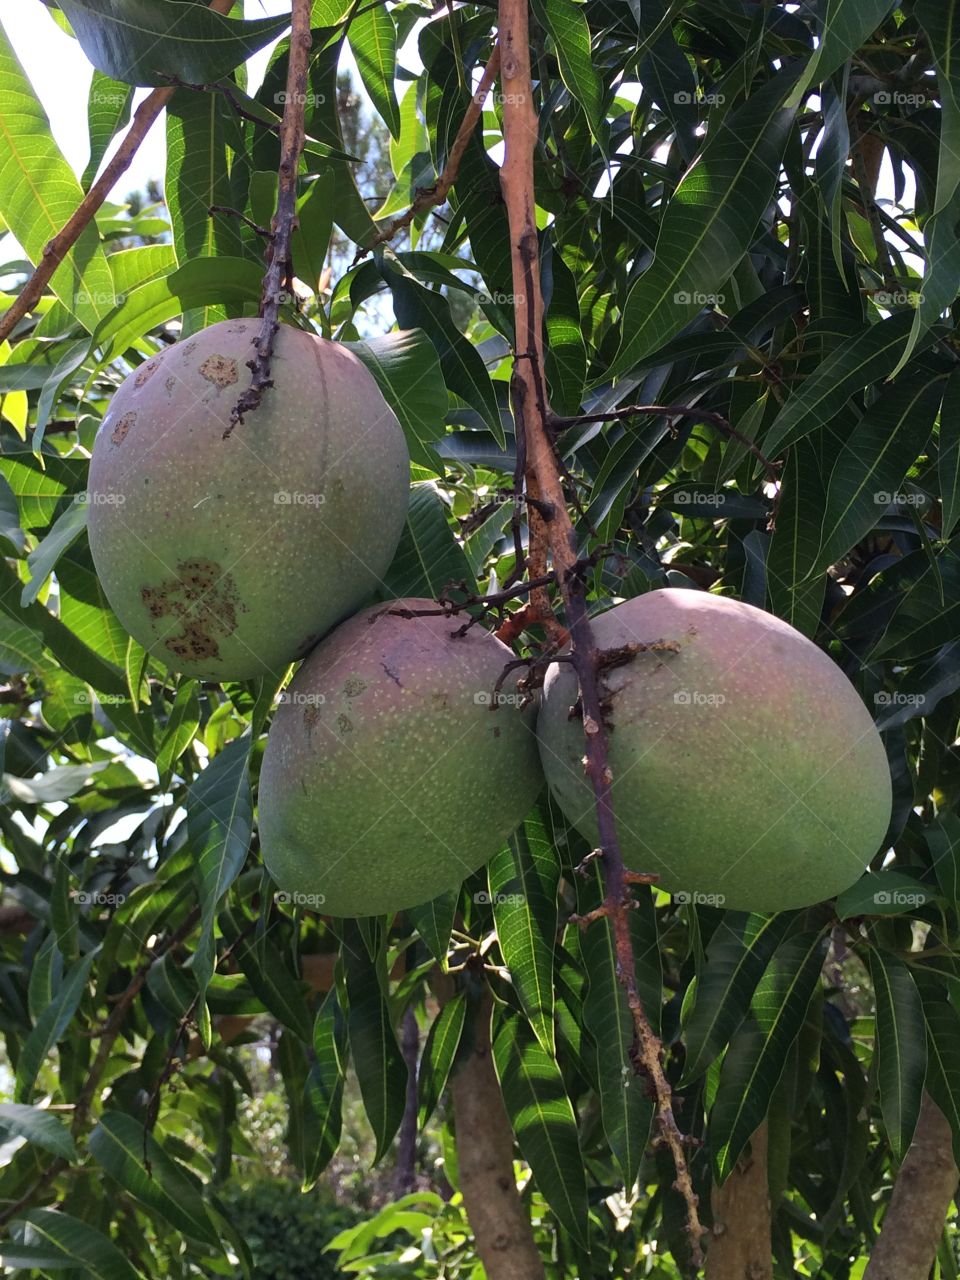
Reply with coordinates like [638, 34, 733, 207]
[543, 246, 587, 416]
[16, 1209, 139, 1280]
[82, 72, 132, 191]
[304, 989, 348, 1187]
[870, 546, 960, 661]
[166, 89, 244, 333]
[93, 256, 262, 361]
[836, 869, 938, 919]
[869, 949, 926, 1160]
[15, 950, 97, 1102]
[345, 329, 446, 471]
[88, 1113, 220, 1246]
[531, 0, 606, 147]
[787, 0, 897, 106]
[681, 911, 794, 1085]
[382, 262, 504, 440]
[220, 908, 313, 1040]
[0, 24, 115, 331]
[0, 617, 43, 676]
[146, 950, 197, 1020]
[342, 919, 408, 1162]
[762, 311, 927, 458]
[940, 369, 960, 537]
[710, 931, 827, 1182]
[380, 485, 476, 600]
[418, 993, 466, 1128]
[610, 72, 798, 378]
[156, 679, 201, 781]
[21, 498, 88, 607]
[811, 372, 944, 576]
[349, 4, 401, 139]
[186, 736, 253, 996]
[492, 1008, 589, 1245]
[927, 813, 960, 909]
[0, 470, 25, 554]
[406, 887, 459, 965]
[921, 992, 960, 1166]
[489, 812, 559, 1056]
[577, 868, 661, 1190]
[0, 1103, 77, 1162]
[56, 0, 292, 87]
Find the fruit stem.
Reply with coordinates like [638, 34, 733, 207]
[496, 0, 707, 1266]
[226, 0, 313, 437]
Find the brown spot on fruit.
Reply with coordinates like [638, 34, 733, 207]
[336, 713, 353, 734]
[135, 360, 159, 388]
[304, 704, 321, 734]
[139, 558, 248, 665]
[199, 354, 238, 388]
[164, 376, 177, 397]
[343, 676, 367, 697]
[111, 412, 136, 446]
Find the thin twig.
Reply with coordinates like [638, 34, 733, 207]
[209, 205, 274, 239]
[496, 2, 708, 1267]
[548, 404, 779, 481]
[354, 43, 502, 264]
[0, 0, 235, 347]
[226, 0, 313, 436]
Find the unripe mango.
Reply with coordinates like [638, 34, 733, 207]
[87, 319, 409, 680]
[537, 589, 891, 912]
[258, 599, 543, 917]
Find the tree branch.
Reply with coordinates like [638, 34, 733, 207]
[705, 1122, 772, 1280]
[354, 43, 502, 263]
[0, 0, 235, 347]
[449, 991, 546, 1280]
[496, 0, 707, 1267]
[548, 405, 779, 483]
[226, 0, 312, 436]
[864, 1094, 958, 1280]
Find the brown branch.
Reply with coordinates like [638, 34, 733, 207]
[449, 991, 547, 1280]
[864, 1094, 959, 1280]
[496, 1, 707, 1267]
[226, 0, 313, 436]
[355, 43, 502, 263]
[548, 404, 779, 482]
[0, 0, 235, 347]
[705, 1122, 772, 1280]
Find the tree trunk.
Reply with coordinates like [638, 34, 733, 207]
[393, 1005, 420, 1196]
[864, 1093, 958, 1280]
[450, 997, 546, 1280]
[706, 1122, 773, 1280]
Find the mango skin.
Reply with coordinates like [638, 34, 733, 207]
[258, 599, 543, 917]
[537, 589, 891, 912]
[87, 319, 409, 680]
